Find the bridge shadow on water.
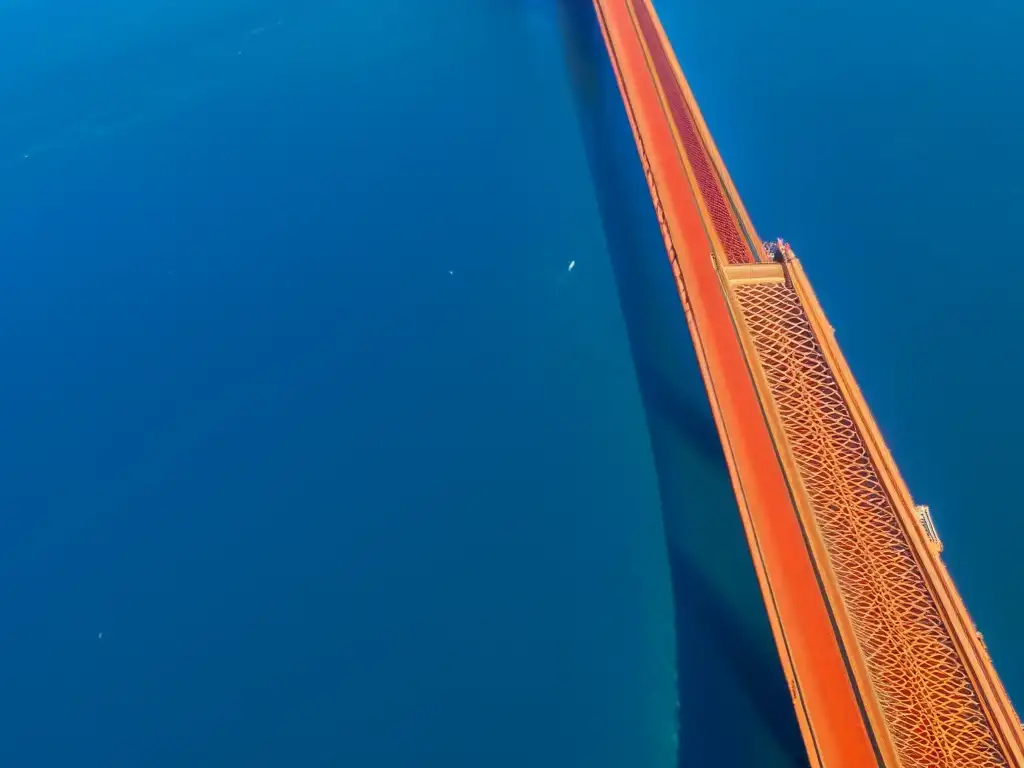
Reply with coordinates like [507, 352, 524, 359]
[554, 2, 809, 765]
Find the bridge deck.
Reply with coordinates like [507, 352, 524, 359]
[591, 0, 1024, 765]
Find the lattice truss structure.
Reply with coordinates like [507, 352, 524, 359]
[732, 279, 1008, 767]
[628, 0, 755, 266]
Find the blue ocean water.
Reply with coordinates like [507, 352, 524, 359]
[0, 1, 1020, 766]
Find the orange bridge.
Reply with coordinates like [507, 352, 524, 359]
[590, 0, 1024, 765]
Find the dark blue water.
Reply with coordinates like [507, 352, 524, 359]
[0, 0, 1020, 766]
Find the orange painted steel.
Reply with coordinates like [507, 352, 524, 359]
[591, 0, 1024, 765]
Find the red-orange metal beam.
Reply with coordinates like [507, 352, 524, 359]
[590, 1, 882, 765]
[594, 0, 1024, 765]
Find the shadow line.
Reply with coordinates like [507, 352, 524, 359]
[553, 3, 808, 765]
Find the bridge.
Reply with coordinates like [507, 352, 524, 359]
[590, 0, 1024, 765]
